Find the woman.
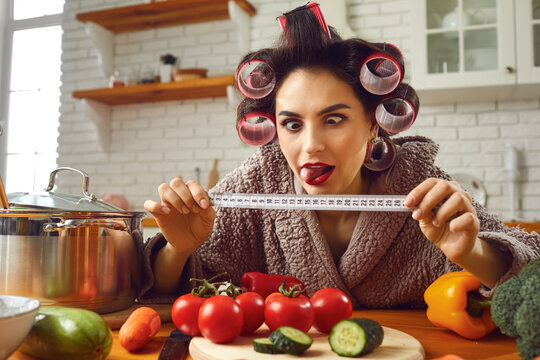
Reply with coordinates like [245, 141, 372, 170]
[141, 3, 538, 308]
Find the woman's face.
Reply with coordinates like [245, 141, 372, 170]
[275, 68, 376, 195]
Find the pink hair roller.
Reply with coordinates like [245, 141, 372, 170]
[237, 60, 276, 100]
[237, 112, 276, 146]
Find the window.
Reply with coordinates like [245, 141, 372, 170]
[0, 0, 64, 192]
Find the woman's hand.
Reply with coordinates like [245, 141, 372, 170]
[144, 177, 215, 255]
[404, 178, 480, 264]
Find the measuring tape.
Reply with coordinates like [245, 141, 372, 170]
[209, 193, 410, 212]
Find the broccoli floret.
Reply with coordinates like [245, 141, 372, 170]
[516, 338, 540, 360]
[491, 258, 540, 360]
[515, 277, 540, 345]
[519, 257, 540, 279]
[519, 275, 540, 302]
[491, 275, 522, 337]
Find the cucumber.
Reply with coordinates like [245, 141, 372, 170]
[328, 318, 384, 357]
[20, 306, 112, 360]
[268, 326, 313, 356]
[253, 337, 284, 354]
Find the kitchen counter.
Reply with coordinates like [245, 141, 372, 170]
[10, 308, 519, 360]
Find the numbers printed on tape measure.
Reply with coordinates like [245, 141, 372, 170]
[209, 193, 410, 212]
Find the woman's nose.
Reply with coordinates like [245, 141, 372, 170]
[302, 126, 325, 154]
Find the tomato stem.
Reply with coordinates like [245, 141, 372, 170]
[189, 272, 243, 298]
[279, 278, 303, 298]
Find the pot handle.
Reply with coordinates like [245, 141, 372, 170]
[43, 219, 127, 232]
[45, 167, 97, 201]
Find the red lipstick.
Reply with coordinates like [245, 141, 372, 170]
[300, 162, 335, 186]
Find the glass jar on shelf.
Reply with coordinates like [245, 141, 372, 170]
[139, 66, 156, 84]
[109, 70, 125, 88]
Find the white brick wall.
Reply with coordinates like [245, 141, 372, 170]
[58, 0, 540, 221]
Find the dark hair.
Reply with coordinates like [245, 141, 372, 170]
[235, 3, 416, 137]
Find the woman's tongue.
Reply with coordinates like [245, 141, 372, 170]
[300, 165, 334, 183]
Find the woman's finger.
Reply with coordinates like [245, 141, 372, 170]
[411, 180, 461, 221]
[159, 181, 190, 214]
[431, 191, 475, 227]
[408, 178, 444, 220]
[405, 178, 438, 208]
[186, 180, 211, 210]
[448, 212, 480, 234]
[143, 199, 170, 215]
[168, 177, 199, 213]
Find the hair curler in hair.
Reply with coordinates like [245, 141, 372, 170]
[374, 42, 404, 72]
[375, 83, 419, 135]
[237, 60, 276, 99]
[237, 112, 276, 146]
[363, 136, 396, 171]
[278, 2, 331, 39]
[359, 43, 404, 95]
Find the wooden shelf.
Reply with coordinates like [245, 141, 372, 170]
[76, 0, 256, 33]
[73, 1, 252, 151]
[72, 75, 235, 105]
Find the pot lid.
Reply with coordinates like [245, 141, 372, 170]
[7, 167, 126, 212]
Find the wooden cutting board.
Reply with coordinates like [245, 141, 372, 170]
[189, 324, 424, 360]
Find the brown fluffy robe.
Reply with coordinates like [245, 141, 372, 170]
[140, 136, 539, 308]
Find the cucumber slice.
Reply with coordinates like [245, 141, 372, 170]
[253, 338, 283, 354]
[268, 326, 313, 356]
[328, 318, 384, 357]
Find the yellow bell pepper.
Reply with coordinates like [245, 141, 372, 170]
[424, 271, 496, 339]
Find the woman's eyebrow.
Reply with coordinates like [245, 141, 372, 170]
[317, 103, 350, 115]
[278, 104, 351, 118]
[278, 110, 301, 117]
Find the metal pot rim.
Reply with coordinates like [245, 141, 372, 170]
[0, 208, 146, 219]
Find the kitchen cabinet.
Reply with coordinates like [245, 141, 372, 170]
[72, 0, 255, 151]
[411, 0, 540, 105]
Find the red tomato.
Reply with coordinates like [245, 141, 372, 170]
[310, 288, 353, 333]
[171, 293, 206, 336]
[235, 292, 265, 335]
[264, 294, 314, 333]
[198, 295, 244, 343]
[265, 292, 281, 304]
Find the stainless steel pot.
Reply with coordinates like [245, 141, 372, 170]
[0, 167, 145, 314]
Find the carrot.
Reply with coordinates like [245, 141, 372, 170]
[119, 306, 161, 351]
[430, 355, 465, 360]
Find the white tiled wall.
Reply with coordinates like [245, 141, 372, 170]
[58, 0, 540, 221]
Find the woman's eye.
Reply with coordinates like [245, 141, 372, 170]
[282, 119, 302, 131]
[327, 114, 345, 125]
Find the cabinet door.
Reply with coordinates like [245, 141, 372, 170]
[411, 0, 516, 90]
[515, 0, 540, 84]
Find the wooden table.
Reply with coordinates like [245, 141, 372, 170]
[10, 309, 519, 360]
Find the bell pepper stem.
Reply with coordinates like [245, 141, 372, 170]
[466, 291, 492, 317]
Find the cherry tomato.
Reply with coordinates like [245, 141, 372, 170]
[235, 292, 265, 335]
[264, 294, 314, 333]
[171, 293, 207, 336]
[310, 288, 353, 333]
[198, 295, 244, 343]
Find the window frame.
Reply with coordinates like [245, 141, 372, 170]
[0, 0, 63, 181]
